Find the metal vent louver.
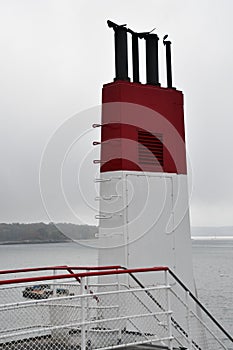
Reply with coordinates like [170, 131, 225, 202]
[138, 130, 163, 166]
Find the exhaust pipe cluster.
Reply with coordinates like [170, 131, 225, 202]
[107, 20, 174, 88]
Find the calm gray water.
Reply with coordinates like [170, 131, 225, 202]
[0, 240, 232, 337]
[192, 239, 233, 337]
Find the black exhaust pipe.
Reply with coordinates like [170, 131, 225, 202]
[108, 21, 175, 88]
[128, 29, 140, 83]
[144, 34, 160, 86]
[163, 35, 173, 89]
[107, 20, 130, 82]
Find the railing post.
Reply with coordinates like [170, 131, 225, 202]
[165, 270, 173, 350]
[117, 273, 122, 343]
[185, 290, 192, 349]
[86, 272, 90, 347]
[81, 277, 86, 350]
[52, 268, 56, 295]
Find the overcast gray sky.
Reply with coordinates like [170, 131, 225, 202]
[0, 0, 233, 227]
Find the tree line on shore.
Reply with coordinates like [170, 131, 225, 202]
[0, 223, 98, 244]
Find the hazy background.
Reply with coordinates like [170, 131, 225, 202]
[0, 0, 233, 227]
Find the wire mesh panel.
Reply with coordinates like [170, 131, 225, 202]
[0, 281, 81, 346]
[0, 282, 81, 302]
[0, 280, 171, 350]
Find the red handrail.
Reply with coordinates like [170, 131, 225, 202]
[0, 265, 122, 275]
[0, 266, 168, 286]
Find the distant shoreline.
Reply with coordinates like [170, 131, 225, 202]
[191, 236, 233, 240]
[0, 223, 97, 245]
[0, 240, 71, 245]
[1, 236, 233, 246]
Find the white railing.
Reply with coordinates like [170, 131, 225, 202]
[0, 265, 232, 350]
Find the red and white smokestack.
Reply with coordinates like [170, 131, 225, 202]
[97, 21, 194, 292]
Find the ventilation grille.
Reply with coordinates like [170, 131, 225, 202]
[138, 130, 163, 166]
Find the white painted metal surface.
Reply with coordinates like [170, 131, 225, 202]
[98, 171, 194, 291]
